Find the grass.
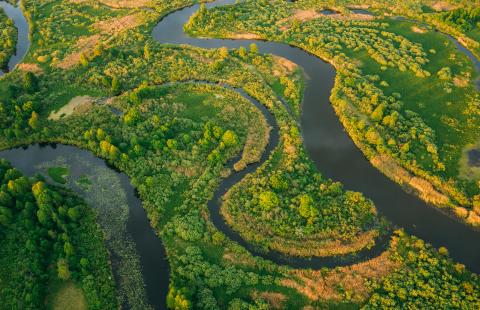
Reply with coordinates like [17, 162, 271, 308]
[46, 280, 87, 310]
[175, 90, 218, 121]
[47, 166, 69, 184]
[343, 18, 480, 178]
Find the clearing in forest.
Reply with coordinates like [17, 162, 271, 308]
[47, 281, 87, 310]
[48, 96, 94, 120]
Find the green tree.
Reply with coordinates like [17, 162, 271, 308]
[57, 259, 71, 280]
[23, 72, 38, 92]
[222, 130, 238, 147]
[28, 111, 39, 129]
[258, 191, 279, 211]
[249, 43, 258, 54]
[111, 77, 120, 95]
[238, 46, 247, 59]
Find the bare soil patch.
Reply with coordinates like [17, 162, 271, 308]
[57, 34, 101, 69]
[431, 1, 456, 12]
[17, 63, 43, 74]
[274, 55, 297, 73]
[230, 33, 261, 40]
[412, 26, 427, 34]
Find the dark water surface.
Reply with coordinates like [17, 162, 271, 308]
[152, 0, 480, 273]
[350, 8, 375, 16]
[0, 1, 29, 77]
[0, 145, 169, 310]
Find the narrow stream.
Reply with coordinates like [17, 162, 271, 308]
[0, 0, 29, 77]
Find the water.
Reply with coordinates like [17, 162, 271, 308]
[350, 8, 374, 16]
[152, 0, 480, 273]
[320, 9, 338, 15]
[0, 144, 169, 310]
[0, 1, 29, 77]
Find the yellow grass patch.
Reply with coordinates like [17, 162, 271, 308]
[371, 154, 449, 206]
[49, 96, 94, 120]
[281, 249, 401, 302]
[279, 8, 374, 31]
[58, 12, 146, 69]
[48, 281, 87, 310]
[223, 250, 259, 268]
[270, 230, 378, 257]
[453, 75, 469, 87]
[234, 116, 271, 171]
[289, 10, 322, 23]
[93, 13, 144, 34]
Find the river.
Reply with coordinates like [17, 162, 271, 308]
[1, 0, 480, 309]
[152, 0, 480, 274]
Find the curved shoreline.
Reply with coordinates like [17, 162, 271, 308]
[191, 81, 391, 267]
[152, 0, 480, 274]
[0, 143, 169, 310]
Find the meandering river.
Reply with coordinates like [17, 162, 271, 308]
[152, 0, 480, 273]
[1, 0, 480, 308]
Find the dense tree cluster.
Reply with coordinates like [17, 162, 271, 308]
[364, 230, 480, 308]
[223, 124, 380, 256]
[441, 7, 480, 32]
[0, 7, 16, 70]
[0, 159, 116, 309]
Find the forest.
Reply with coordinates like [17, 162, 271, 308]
[0, 6, 16, 70]
[0, 159, 116, 309]
[0, 0, 479, 309]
